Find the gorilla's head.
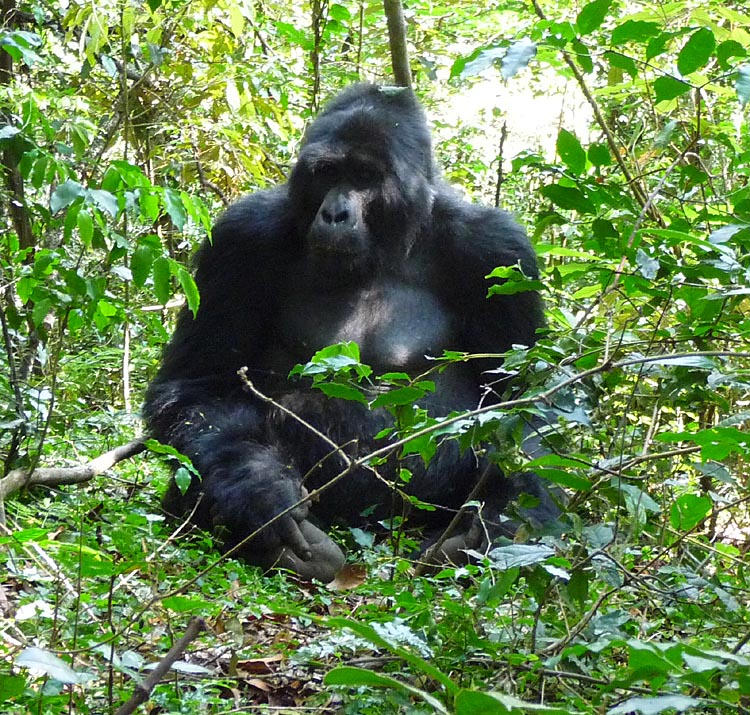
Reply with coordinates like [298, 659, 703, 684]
[288, 85, 436, 278]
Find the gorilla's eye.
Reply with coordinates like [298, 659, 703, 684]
[312, 162, 338, 181]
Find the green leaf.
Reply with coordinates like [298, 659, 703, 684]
[325, 667, 449, 714]
[162, 595, 213, 613]
[0, 673, 26, 700]
[318, 382, 368, 404]
[164, 188, 186, 230]
[77, 209, 94, 247]
[176, 265, 200, 316]
[677, 28, 715, 76]
[605, 50, 638, 79]
[588, 142, 611, 166]
[325, 618, 459, 695]
[716, 40, 746, 69]
[371, 386, 428, 409]
[455, 690, 574, 714]
[670, 494, 711, 531]
[541, 184, 595, 213]
[576, 0, 612, 35]
[50, 180, 83, 213]
[653, 75, 691, 102]
[736, 65, 750, 107]
[152, 256, 172, 303]
[611, 20, 661, 45]
[557, 128, 586, 175]
[174, 466, 194, 495]
[131, 245, 155, 287]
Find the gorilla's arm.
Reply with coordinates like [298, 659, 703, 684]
[430, 190, 560, 536]
[143, 189, 345, 579]
[432, 189, 545, 357]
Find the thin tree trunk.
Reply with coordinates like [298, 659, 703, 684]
[383, 0, 411, 87]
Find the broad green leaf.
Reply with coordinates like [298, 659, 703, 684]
[0, 674, 26, 700]
[174, 466, 193, 494]
[162, 595, 214, 613]
[371, 386, 427, 409]
[606, 50, 638, 79]
[152, 256, 172, 303]
[455, 689, 574, 714]
[164, 188, 186, 230]
[736, 65, 750, 107]
[653, 75, 691, 102]
[176, 265, 200, 316]
[77, 209, 94, 246]
[329, 4, 351, 22]
[318, 382, 368, 404]
[541, 184, 595, 214]
[677, 28, 715, 76]
[670, 494, 711, 531]
[576, 0, 612, 35]
[717, 40, 746, 69]
[50, 180, 83, 213]
[131, 245, 155, 287]
[97, 299, 117, 317]
[588, 142, 611, 166]
[557, 128, 586, 175]
[325, 617, 459, 694]
[611, 20, 661, 45]
[325, 667, 449, 714]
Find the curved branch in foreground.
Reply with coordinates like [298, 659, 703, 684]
[0, 439, 146, 507]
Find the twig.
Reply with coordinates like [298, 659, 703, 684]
[114, 617, 206, 715]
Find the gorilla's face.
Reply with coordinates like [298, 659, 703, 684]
[287, 86, 436, 280]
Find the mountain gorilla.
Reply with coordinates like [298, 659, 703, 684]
[144, 84, 558, 581]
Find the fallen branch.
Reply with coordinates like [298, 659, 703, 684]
[114, 617, 206, 715]
[0, 439, 146, 522]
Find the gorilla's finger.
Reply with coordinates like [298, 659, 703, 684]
[277, 515, 312, 560]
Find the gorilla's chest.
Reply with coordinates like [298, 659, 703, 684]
[278, 282, 453, 370]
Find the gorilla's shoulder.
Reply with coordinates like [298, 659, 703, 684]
[211, 186, 294, 251]
[431, 187, 537, 275]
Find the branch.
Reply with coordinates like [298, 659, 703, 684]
[383, 0, 412, 87]
[114, 617, 206, 715]
[0, 439, 146, 508]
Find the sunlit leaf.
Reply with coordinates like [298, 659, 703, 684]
[576, 0, 612, 35]
[501, 38, 536, 79]
[736, 65, 750, 107]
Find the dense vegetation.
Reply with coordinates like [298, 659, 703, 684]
[1, 0, 749, 713]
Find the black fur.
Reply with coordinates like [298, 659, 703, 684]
[144, 84, 557, 580]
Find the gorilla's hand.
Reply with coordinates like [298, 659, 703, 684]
[270, 519, 346, 582]
[210, 475, 345, 580]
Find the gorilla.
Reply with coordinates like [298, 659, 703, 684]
[144, 83, 558, 581]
